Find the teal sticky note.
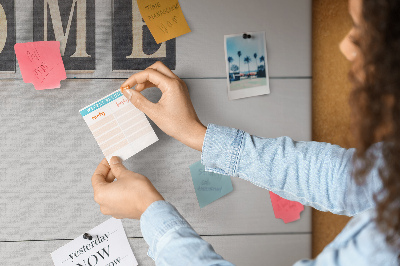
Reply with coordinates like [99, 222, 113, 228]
[189, 160, 233, 208]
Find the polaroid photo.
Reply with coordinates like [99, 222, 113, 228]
[224, 31, 270, 100]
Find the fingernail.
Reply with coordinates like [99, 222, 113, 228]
[120, 85, 130, 92]
[125, 89, 133, 100]
[110, 156, 122, 165]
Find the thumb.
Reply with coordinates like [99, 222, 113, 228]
[122, 88, 155, 116]
[109, 156, 129, 178]
[92, 159, 111, 189]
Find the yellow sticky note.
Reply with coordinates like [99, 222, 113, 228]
[137, 0, 191, 44]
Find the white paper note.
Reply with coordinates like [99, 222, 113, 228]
[51, 218, 138, 266]
[80, 90, 158, 162]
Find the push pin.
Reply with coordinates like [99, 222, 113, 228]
[83, 233, 94, 240]
[242, 33, 251, 39]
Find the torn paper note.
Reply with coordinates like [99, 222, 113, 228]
[137, 0, 191, 44]
[269, 191, 304, 223]
[189, 160, 233, 208]
[14, 41, 66, 90]
[80, 90, 158, 162]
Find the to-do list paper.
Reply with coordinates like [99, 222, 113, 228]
[80, 90, 158, 162]
[51, 218, 138, 266]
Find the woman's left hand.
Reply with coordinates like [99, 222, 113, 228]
[91, 157, 164, 219]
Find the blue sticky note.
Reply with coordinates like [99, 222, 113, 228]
[189, 160, 233, 208]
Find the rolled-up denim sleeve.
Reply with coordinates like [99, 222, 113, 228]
[201, 124, 382, 216]
[140, 200, 234, 265]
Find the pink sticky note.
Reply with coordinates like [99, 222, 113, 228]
[14, 41, 66, 90]
[269, 191, 304, 223]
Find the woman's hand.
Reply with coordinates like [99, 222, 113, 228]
[120, 61, 207, 152]
[91, 157, 164, 219]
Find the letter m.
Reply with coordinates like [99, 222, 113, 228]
[33, 0, 95, 70]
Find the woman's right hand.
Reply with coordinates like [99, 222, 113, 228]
[120, 61, 207, 151]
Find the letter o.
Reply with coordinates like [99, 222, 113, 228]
[87, 254, 98, 266]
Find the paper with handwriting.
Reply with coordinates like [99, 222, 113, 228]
[51, 218, 137, 266]
[14, 41, 66, 90]
[189, 160, 233, 208]
[269, 191, 304, 223]
[137, 0, 191, 44]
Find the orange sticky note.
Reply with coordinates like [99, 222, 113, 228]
[14, 41, 66, 90]
[269, 191, 304, 224]
[137, 0, 191, 44]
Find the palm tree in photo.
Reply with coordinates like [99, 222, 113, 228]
[227, 56, 234, 73]
[260, 55, 265, 71]
[258, 55, 266, 77]
[237, 51, 242, 77]
[244, 56, 251, 78]
[253, 53, 258, 75]
[231, 64, 239, 73]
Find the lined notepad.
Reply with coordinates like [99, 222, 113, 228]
[80, 90, 158, 161]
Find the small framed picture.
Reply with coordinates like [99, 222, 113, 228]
[224, 31, 270, 100]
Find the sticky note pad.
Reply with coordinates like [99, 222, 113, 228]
[80, 90, 158, 162]
[51, 218, 138, 266]
[189, 161, 233, 208]
[137, 0, 191, 44]
[269, 191, 304, 223]
[14, 41, 66, 90]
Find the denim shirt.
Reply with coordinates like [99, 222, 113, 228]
[140, 124, 399, 265]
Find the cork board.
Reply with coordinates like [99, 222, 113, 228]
[312, 0, 353, 257]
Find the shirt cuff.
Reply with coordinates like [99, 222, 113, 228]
[201, 124, 245, 176]
[140, 200, 191, 260]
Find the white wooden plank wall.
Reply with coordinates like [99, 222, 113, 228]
[0, 0, 312, 264]
[0, 235, 310, 265]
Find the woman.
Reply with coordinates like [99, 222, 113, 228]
[91, 0, 400, 264]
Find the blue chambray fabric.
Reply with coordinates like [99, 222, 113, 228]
[139, 124, 399, 265]
[140, 200, 233, 265]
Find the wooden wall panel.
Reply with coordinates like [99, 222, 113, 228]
[0, 79, 311, 241]
[0, 234, 311, 265]
[0, 0, 312, 264]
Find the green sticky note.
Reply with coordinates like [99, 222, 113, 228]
[189, 160, 233, 208]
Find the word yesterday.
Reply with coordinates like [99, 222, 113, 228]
[69, 233, 109, 260]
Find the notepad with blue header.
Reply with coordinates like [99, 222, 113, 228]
[80, 90, 158, 162]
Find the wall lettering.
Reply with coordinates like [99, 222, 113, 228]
[0, 0, 15, 72]
[33, 0, 95, 71]
[113, 0, 176, 70]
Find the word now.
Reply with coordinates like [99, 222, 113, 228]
[77, 245, 112, 266]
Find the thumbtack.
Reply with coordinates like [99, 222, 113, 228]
[242, 33, 251, 39]
[83, 233, 94, 240]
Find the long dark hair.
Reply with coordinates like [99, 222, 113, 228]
[350, 0, 400, 252]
